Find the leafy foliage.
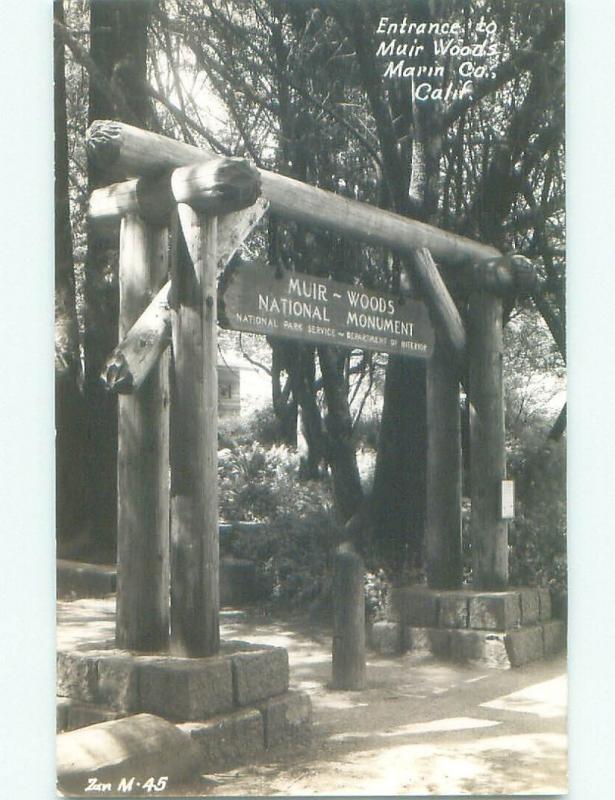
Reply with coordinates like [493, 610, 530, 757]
[218, 410, 338, 607]
[508, 437, 566, 593]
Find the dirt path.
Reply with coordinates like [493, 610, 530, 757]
[58, 600, 567, 795]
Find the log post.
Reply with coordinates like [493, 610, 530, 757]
[426, 335, 463, 589]
[169, 206, 220, 657]
[116, 214, 170, 652]
[331, 545, 366, 691]
[468, 289, 508, 589]
[100, 199, 268, 394]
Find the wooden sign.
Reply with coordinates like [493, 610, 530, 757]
[220, 261, 434, 358]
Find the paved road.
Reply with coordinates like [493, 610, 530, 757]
[58, 598, 567, 796]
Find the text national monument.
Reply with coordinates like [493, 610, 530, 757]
[221, 261, 435, 358]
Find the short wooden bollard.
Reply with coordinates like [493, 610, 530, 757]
[331, 546, 366, 690]
[116, 214, 170, 652]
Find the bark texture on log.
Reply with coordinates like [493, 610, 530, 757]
[410, 248, 466, 372]
[87, 120, 497, 265]
[169, 208, 219, 657]
[469, 290, 508, 590]
[466, 254, 536, 296]
[370, 356, 427, 575]
[84, 3, 154, 559]
[171, 158, 261, 215]
[116, 214, 170, 652]
[425, 336, 463, 589]
[100, 199, 268, 393]
[318, 347, 364, 523]
[103, 282, 171, 393]
[55, 0, 87, 554]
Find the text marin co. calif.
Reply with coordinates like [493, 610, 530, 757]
[376, 16, 499, 100]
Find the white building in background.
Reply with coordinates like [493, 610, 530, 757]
[217, 352, 271, 419]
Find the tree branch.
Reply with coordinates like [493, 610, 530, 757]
[54, 19, 138, 125]
[442, 10, 564, 130]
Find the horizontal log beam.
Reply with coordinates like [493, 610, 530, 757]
[100, 200, 268, 393]
[87, 121, 498, 267]
[89, 158, 261, 226]
[87, 122, 492, 372]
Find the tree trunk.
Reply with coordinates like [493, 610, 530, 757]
[370, 357, 427, 576]
[318, 347, 364, 523]
[287, 345, 326, 480]
[271, 342, 298, 446]
[54, 0, 87, 556]
[548, 402, 567, 441]
[83, 0, 153, 559]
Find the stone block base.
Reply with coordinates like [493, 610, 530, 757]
[180, 708, 265, 771]
[401, 623, 564, 669]
[258, 690, 313, 748]
[57, 640, 289, 722]
[543, 620, 567, 656]
[505, 625, 545, 667]
[375, 586, 566, 669]
[57, 640, 312, 775]
[406, 627, 452, 659]
[58, 690, 312, 775]
[57, 699, 123, 733]
[369, 621, 403, 655]
[230, 646, 289, 705]
[450, 630, 510, 669]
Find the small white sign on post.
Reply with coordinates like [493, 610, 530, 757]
[501, 479, 515, 520]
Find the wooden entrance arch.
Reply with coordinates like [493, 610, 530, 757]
[87, 120, 534, 659]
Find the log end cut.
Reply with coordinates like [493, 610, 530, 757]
[468, 254, 537, 296]
[86, 120, 124, 172]
[101, 350, 134, 394]
[172, 157, 261, 216]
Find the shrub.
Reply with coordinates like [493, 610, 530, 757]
[218, 406, 281, 450]
[461, 439, 566, 602]
[502, 306, 567, 607]
[508, 436, 566, 597]
[218, 440, 331, 522]
[224, 509, 339, 610]
[218, 419, 339, 609]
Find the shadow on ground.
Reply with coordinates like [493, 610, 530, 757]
[57, 599, 567, 796]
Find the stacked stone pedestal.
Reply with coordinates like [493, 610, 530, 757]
[370, 586, 566, 669]
[57, 640, 311, 772]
